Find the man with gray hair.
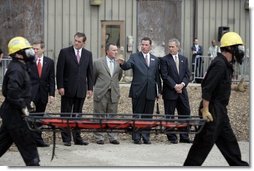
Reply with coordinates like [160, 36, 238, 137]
[93, 43, 122, 145]
[160, 38, 192, 144]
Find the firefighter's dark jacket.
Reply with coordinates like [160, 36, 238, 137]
[1, 58, 31, 129]
[201, 53, 233, 106]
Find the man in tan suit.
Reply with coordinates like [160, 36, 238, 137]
[93, 43, 123, 145]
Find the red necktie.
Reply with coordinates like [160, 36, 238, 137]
[37, 58, 42, 78]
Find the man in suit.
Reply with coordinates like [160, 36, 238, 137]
[56, 32, 93, 146]
[93, 43, 122, 145]
[118, 37, 161, 144]
[191, 38, 203, 82]
[160, 38, 192, 144]
[191, 37, 203, 65]
[28, 41, 55, 147]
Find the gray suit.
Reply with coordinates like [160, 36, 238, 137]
[93, 57, 123, 141]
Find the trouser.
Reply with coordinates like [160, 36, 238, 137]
[132, 97, 155, 142]
[31, 100, 47, 144]
[184, 103, 249, 166]
[164, 96, 191, 141]
[93, 90, 118, 141]
[192, 55, 196, 74]
[60, 96, 85, 143]
[0, 124, 40, 166]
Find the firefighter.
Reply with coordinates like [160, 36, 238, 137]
[0, 37, 40, 166]
[183, 32, 249, 166]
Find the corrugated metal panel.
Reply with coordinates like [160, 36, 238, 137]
[44, 0, 56, 61]
[181, 0, 250, 69]
[90, 5, 99, 56]
[44, 0, 137, 61]
[62, 0, 70, 47]
[44, 0, 249, 68]
[118, 0, 126, 19]
[181, 0, 193, 57]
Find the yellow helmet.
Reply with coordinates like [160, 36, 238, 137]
[8, 36, 32, 55]
[220, 32, 243, 47]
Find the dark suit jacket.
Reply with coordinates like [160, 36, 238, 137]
[93, 57, 122, 103]
[191, 45, 203, 56]
[56, 46, 93, 98]
[160, 54, 190, 100]
[120, 52, 161, 100]
[28, 56, 55, 104]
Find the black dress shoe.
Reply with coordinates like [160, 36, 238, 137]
[63, 142, 71, 146]
[96, 140, 104, 145]
[180, 139, 193, 143]
[144, 140, 151, 144]
[110, 140, 120, 145]
[133, 140, 142, 144]
[75, 141, 89, 145]
[37, 142, 50, 147]
[169, 140, 178, 144]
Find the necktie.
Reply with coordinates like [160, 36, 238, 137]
[76, 49, 80, 63]
[174, 55, 179, 73]
[109, 60, 114, 77]
[37, 58, 42, 78]
[145, 54, 149, 66]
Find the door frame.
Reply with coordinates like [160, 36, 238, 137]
[101, 20, 125, 57]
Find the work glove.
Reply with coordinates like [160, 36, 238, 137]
[28, 101, 36, 112]
[22, 107, 29, 117]
[200, 107, 213, 122]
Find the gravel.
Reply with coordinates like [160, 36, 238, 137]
[42, 82, 249, 143]
[0, 83, 249, 166]
[0, 82, 249, 144]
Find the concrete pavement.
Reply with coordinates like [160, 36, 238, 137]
[0, 141, 249, 167]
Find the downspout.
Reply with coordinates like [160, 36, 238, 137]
[193, 0, 197, 38]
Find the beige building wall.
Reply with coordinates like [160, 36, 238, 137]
[44, 0, 137, 61]
[181, 0, 250, 69]
[43, 0, 250, 70]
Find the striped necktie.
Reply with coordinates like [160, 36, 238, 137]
[37, 58, 42, 77]
[109, 60, 114, 76]
[76, 49, 80, 63]
[174, 55, 179, 73]
[145, 54, 149, 66]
